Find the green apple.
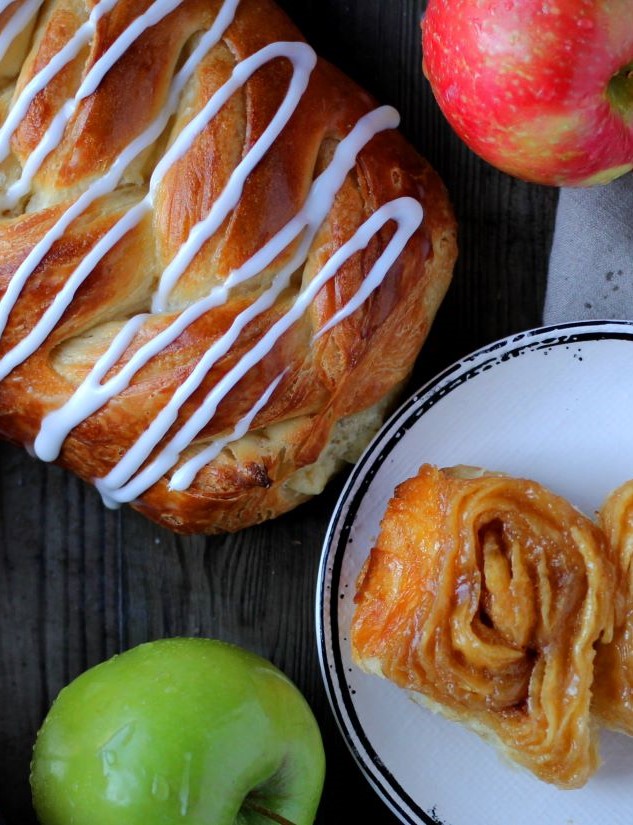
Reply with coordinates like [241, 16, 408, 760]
[30, 638, 325, 825]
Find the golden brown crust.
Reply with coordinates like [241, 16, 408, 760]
[352, 465, 615, 788]
[0, 0, 457, 533]
[593, 480, 633, 735]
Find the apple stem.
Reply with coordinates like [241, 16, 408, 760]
[608, 62, 633, 122]
[244, 801, 298, 825]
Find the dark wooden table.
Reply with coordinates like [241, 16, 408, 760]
[0, 1, 558, 822]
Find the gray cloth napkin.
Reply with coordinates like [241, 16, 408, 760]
[543, 172, 633, 325]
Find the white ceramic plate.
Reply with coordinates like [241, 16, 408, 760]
[316, 320, 633, 825]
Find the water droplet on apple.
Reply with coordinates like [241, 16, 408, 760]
[98, 722, 136, 778]
[103, 721, 136, 750]
[100, 749, 116, 776]
[151, 775, 171, 801]
[179, 752, 193, 816]
[103, 750, 116, 766]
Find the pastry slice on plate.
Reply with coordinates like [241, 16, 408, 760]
[593, 479, 633, 735]
[351, 464, 616, 788]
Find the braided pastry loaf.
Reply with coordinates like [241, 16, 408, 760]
[0, 0, 457, 532]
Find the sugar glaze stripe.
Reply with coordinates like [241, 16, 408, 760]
[0, 38, 315, 380]
[0, 0, 187, 209]
[97, 196, 422, 506]
[168, 197, 423, 495]
[0, 0, 426, 503]
[0, 0, 240, 343]
[0, 0, 121, 161]
[35, 105, 400, 466]
[0, 0, 18, 17]
[0, 0, 44, 64]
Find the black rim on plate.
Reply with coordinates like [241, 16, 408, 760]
[315, 319, 633, 825]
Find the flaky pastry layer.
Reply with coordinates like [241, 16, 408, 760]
[593, 480, 633, 735]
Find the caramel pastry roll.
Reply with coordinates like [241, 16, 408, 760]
[351, 464, 615, 788]
[593, 480, 633, 735]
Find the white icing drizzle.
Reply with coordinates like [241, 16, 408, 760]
[0, 0, 240, 352]
[151, 39, 318, 311]
[0, 0, 426, 505]
[35, 105, 400, 467]
[167, 374, 287, 493]
[96, 197, 423, 504]
[95, 195, 422, 505]
[169, 197, 423, 493]
[0, 0, 44, 64]
[0, 0, 188, 209]
[0, 0, 18, 16]
[0, 0, 121, 162]
[0, 38, 314, 379]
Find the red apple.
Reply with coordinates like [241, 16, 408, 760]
[422, 0, 633, 186]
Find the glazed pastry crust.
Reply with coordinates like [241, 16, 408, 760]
[593, 480, 633, 735]
[0, 0, 457, 532]
[351, 464, 615, 788]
